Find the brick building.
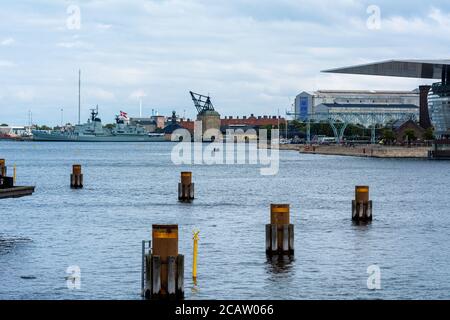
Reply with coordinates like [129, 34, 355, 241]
[178, 114, 286, 134]
[393, 119, 425, 143]
[221, 114, 286, 127]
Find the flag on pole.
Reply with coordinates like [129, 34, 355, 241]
[120, 111, 128, 119]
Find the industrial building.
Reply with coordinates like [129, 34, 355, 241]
[323, 59, 450, 158]
[129, 115, 165, 133]
[189, 91, 221, 141]
[183, 91, 286, 141]
[315, 102, 419, 117]
[0, 125, 32, 139]
[391, 119, 425, 144]
[294, 90, 420, 120]
[221, 114, 285, 127]
[177, 114, 286, 139]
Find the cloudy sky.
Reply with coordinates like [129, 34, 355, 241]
[1, 0, 450, 125]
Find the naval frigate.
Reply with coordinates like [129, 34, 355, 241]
[32, 107, 165, 142]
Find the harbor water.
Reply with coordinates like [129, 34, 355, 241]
[1, 141, 450, 299]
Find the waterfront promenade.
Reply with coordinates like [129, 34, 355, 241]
[277, 144, 429, 158]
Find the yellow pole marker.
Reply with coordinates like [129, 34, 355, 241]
[13, 164, 16, 184]
[192, 230, 200, 283]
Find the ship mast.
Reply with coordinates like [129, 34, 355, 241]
[78, 69, 81, 125]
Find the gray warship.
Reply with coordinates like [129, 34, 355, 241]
[32, 107, 165, 142]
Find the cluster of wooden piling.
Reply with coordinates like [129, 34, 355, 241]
[266, 204, 295, 255]
[0, 159, 6, 177]
[178, 172, 194, 202]
[0, 159, 35, 199]
[352, 186, 372, 222]
[0, 159, 15, 190]
[70, 164, 83, 189]
[0, 159, 13, 188]
[142, 172, 194, 300]
[144, 225, 184, 300]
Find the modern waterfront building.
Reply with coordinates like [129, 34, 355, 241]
[294, 90, 419, 121]
[323, 59, 450, 158]
[428, 81, 450, 137]
[314, 102, 419, 117]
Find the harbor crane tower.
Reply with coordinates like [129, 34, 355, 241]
[189, 91, 221, 141]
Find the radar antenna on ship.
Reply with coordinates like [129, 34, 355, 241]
[90, 105, 99, 121]
[115, 114, 125, 124]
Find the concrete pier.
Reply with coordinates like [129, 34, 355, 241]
[0, 186, 35, 199]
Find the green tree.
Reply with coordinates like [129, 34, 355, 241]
[37, 125, 52, 130]
[382, 129, 395, 144]
[311, 123, 333, 137]
[104, 123, 115, 130]
[404, 129, 417, 144]
[423, 127, 434, 141]
[0, 123, 8, 127]
[346, 124, 365, 138]
[290, 120, 305, 131]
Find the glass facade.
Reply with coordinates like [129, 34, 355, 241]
[294, 90, 420, 121]
[428, 82, 450, 138]
[318, 105, 419, 115]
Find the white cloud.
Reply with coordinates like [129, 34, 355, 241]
[0, 60, 15, 67]
[84, 64, 148, 86]
[14, 88, 36, 102]
[428, 7, 450, 28]
[1, 37, 15, 46]
[86, 88, 115, 101]
[96, 23, 112, 30]
[56, 41, 87, 48]
[129, 89, 147, 100]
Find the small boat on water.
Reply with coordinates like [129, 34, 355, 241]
[32, 107, 165, 142]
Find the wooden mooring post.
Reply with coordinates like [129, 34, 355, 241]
[266, 204, 294, 255]
[143, 225, 184, 300]
[352, 186, 372, 222]
[70, 164, 83, 189]
[178, 171, 194, 202]
[0, 159, 6, 177]
[0, 158, 14, 189]
[0, 159, 35, 199]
